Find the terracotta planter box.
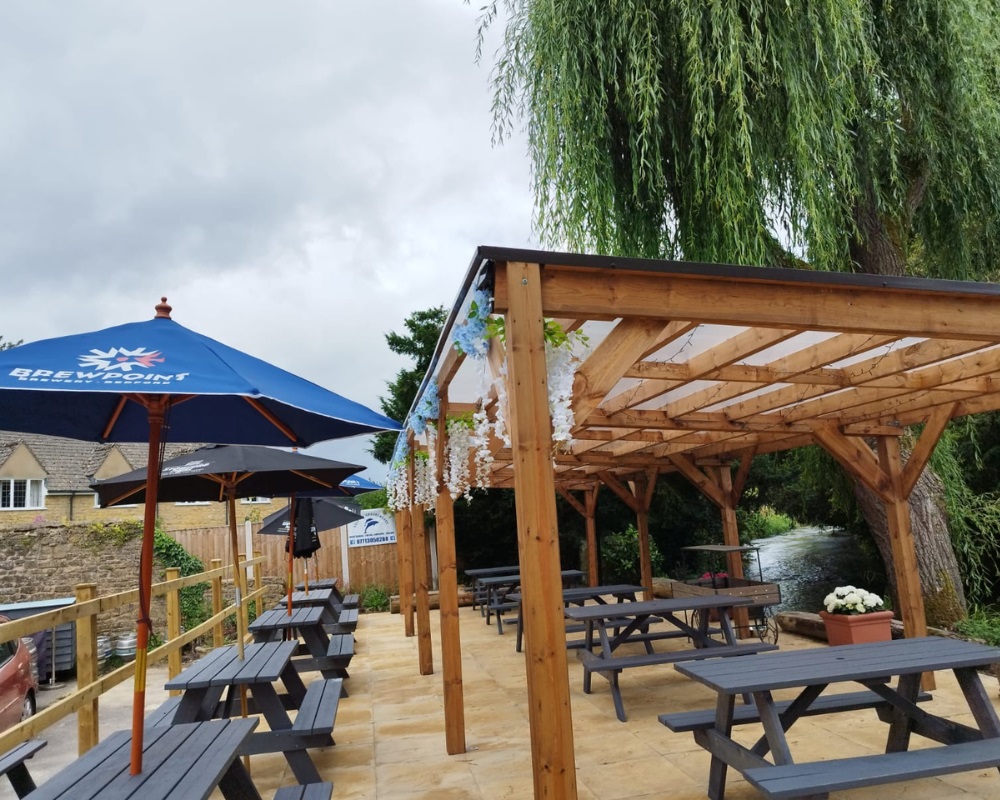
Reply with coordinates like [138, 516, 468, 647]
[819, 609, 894, 646]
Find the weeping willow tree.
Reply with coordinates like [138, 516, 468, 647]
[479, 1, 1000, 624]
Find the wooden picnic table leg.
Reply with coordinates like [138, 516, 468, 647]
[217, 755, 264, 800]
[884, 672, 921, 753]
[251, 683, 323, 784]
[5, 763, 37, 799]
[707, 692, 736, 800]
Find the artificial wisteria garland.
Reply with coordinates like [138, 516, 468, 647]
[386, 436, 410, 512]
[445, 414, 474, 499]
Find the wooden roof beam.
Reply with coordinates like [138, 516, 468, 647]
[493, 263, 1000, 340]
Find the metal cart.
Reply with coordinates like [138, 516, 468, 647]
[672, 544, 781, 644]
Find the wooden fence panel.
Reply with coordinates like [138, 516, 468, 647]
[170, 524, 398, 592]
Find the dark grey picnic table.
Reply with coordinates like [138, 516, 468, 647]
[509, 583, 644, 652]
[478, 569, 586, 634]
[163, 640, 335, 785]
[250, 605, 353, 686]
[26, 719, 261, 800]
[0, 739, 45, 798]
[664, 636, 1000, 799]
[565, 595, 777, 721]
[464, 566, 519, 613]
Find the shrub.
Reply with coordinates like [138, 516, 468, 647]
[601, 524, 664, 584]
[357, 584, 392, 613]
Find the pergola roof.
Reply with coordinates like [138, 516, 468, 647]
[410, 245, 1000, 488]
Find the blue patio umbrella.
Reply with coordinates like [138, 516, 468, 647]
[0, 298, 401, 773]
[336, 473, 382, 495]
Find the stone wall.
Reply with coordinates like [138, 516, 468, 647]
[1, 521, 171, 637]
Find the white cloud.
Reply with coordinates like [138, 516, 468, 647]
[0, 0, 536, 480]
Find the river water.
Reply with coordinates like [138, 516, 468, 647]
[744, 526, 887, 613]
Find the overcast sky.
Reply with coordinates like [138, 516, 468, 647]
[0, 1, 537, 480]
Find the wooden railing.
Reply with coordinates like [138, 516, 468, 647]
[0, 553, 268, 757]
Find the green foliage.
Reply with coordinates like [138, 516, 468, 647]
[953, 610, 1000, 647]
[86, 519, 144, 548]
[357, 584, 392, 613]
[153, 530, 211, 632]
[355, 489, 387, 510]
[929, 426, 1000, 606]
[481, 1, 1000, 277]
[371, 306, 447, 464]
[737, 506, 796, 541]
[601, 524, 664, 584]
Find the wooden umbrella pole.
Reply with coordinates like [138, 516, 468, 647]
[226, 492, 250, 773]
[131, 401, 166, 775]
[286, 496, 296, 615]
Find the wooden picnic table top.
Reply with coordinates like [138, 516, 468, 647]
[508, 584, 643, 604]
[280, 588, 334, 605]
[676, 635, 1000, 693]
[26, 719, 261, 800]
[295, 578, 339, 591]
[465, 566, 519, 578]
[165, 641, 297, 691]
[564, 594, 755, 622]
[477, 569, 585, 587]
[249, 604, 326, 632]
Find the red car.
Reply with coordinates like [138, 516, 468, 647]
[0, 616, 37, 731]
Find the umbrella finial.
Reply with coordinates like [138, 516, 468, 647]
[155, 297, 172, 319]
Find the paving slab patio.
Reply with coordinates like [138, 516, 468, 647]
[7, 604, 1000, 800]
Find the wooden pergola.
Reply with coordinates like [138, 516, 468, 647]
[392, 246, 1000, 800]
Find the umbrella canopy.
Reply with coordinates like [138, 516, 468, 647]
[0, 298, 401, 774]
[337, 474, 382, 495]
[258, 496, 363, 538]
[91, 444, 365, 506]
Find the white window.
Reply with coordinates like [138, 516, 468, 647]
[94, 493, 136, 508]
[174, 501, 211, 506]
[240, 496, 272, 504]
[0, 478, 45, 510]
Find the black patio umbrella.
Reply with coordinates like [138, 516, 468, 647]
[258, 498, 363, 590]
[92, 444, 365, 647]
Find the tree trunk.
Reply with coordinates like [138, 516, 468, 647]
[854, 455, 967, 627]
[849, 192, 967, 627]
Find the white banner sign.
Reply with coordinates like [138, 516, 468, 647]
[347, 509, 397, 548]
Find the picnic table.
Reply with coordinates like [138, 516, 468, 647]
[566, 595, 777, 721]
[294, 578, 359, 611]
[159, 640, 338, 785]
[661, 636, 1000, 799]
[250, 605, 354, 687]
[25, 719, 261, 800]
[464, 566, 519, 613]
[478, 569, 586, 634]
[508, 583, 643, 652]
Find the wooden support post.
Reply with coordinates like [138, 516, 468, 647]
[237, 551, 249, 645]
[436, 482, 466, 753]
[505, 260, 578, 800]
[633, 473, 656, 600]
[717, 466, 751, 638]
[211, 558, 224, 648]
[253, 551, 263, 619]
[412, 502, 434, 675]
[585, 484, 600, 586]
[396, 508, 415, 637]
[165, 568, 182, 689]
[75, 583, 99, 755]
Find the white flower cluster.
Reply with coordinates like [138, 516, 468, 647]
[386, 466, 409, 511]
[472, 407, 493, 488]
[445, 416, 473, 500]
[823, 585, 885, 615]
[546, 330, 591, 448]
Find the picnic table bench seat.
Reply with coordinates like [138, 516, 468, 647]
[743, 738, 1000, 799]
[658, 688, 932, 732]
[323, 607, 358, 634]
[582, 641, 777, 684]
[236, 678, 343, 758]
[0, 738, 46, 798]
[274, 782, 334, 800]
[341, 593, 359, 608]
[292, 634, 354, 690]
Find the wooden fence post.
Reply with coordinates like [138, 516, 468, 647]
[166, 568, 182, 690]
[75, 583, 99, 754]
[211, 558, 224, 648]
